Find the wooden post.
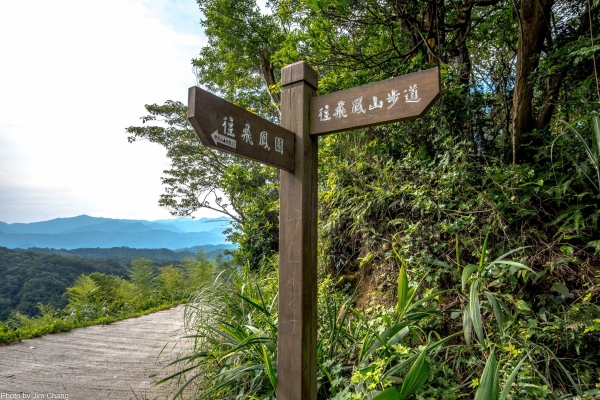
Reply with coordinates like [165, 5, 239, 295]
[187, 61, 439, 400]
[278, 61, 318, 400]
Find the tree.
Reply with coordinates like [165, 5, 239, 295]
[156, 265, 186, 302]
[193, 0, 287, 117]
[182, 251, 214, 289]
[64, 274, 100, 308]
[127, 101, 280, 269]
[129, 0, 599, 271]
[129, 257, 155, 298]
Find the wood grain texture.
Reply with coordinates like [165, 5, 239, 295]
[310, 67, 440, 135]
[188, 86, 295, 171]
[277, 61, 318, 400]
[281, 61, 318, 88]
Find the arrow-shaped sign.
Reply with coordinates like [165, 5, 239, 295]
[188, 86, 295, 171]
[211, 130, 237, 149]
[310, 67, 440, 136]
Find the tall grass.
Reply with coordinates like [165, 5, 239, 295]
[164, 238, 599, 399]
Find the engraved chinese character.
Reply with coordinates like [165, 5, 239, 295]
[319, 105, 331, 121]
[242, 123, 253, 144]
[259, 131, 270, 150]
[223, 116, 234, 136]
[387, 90, 400, 109]
[369, 96, 383, 110]
[404, 84, 421, 102]
[333, 101, 347, 118]
[275, 137, 283, 154]
[351, 96, 366, 114]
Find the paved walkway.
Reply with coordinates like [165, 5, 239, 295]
[0, 306, 192, 400]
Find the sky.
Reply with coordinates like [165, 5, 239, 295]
[0, 0, 225, 224]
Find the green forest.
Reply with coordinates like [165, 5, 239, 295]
[0, 246, 225, 321]
[125, 0, 600, 398]
[0, 247, 129, 321]
[0, 248, 217, 343]
[24, 245, 231, 263]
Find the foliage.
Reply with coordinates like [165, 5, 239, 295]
[161, 261, 280, 399]
[0, 246, 129, 321]
[126, 102, 279, 269]
[26, 245, 233, 263]
[0, 254, 216, 344]
[166, 240, 600, 399]
[163, 257, 463, 399]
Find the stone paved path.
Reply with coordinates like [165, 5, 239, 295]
[0, 306, 191, 400]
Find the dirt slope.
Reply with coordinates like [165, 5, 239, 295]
[0, 306, 191, 400]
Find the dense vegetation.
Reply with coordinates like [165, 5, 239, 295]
[0, 246, 229, 321]
[26, 244, 234, 263]
[127, 0, 600, 398]
[0, 247, 129, 321]
[0, 253, 216, 344]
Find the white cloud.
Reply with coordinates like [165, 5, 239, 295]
[0, 0, 222, 223]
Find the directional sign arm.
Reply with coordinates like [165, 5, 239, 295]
[310, 67, 440, 136]
[188, 86, 295, 171]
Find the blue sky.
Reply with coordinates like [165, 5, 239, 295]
[0, 0, 225, 223]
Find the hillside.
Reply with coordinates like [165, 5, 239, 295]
[0, 247, 137, 321]
[26, 244, 237, 262]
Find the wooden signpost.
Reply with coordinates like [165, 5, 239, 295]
[188, 62, 440, 400]
[188, 86, 296, 171]
[310, 67, 440, 136]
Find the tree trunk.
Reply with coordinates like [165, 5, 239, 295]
[536, 73, 562, 131]
[258, 49, 281, 107]
[511, 0, 553, 164]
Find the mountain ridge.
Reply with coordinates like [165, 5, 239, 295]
[0, 215, 233, 250]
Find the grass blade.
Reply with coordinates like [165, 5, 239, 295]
[462, 264, 478, 292]
[397, 263, 409, 319]
[485, 291, 504, 329]
[456, 235, 460, 266]
[499, 355, 526, 400]
[470, 280, 486, 345]
[475, 351, 499, 400]
[262, 344, 277, 390]
[407, 290, 447, 313]
[463, 303, 473, 345]
[372, 387, 400, 400]
[362, 321, 412, 362]
[479, 231, 490, 269]
[399, 348, 430, 399]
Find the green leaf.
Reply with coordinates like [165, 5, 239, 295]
[484, 291, 504, 329]
[372, 387, 400, 400]
[462, 264, 478, 291]
[398, 348, 430, 399]
[592, 116, 600, 163]
[470, 280, 486, 345]
[499, 355, 526, 400]
[361, 321, 412, 362]
[455, 235, 461, 266]
[475, 351, 499, 400]
[407, 290, 446, 312]
[551, 282, 570, 297]
[397, 263, 409, 318]
[489, 260, 536, 275]
[463, 305, 473, 345]
[262, 344, 277, 390]
[479, 231, 490, 269]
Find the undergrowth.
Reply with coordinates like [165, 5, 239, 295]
[163, 237, 600, 399]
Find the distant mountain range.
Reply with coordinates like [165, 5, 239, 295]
[0, 215, 234, 250]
